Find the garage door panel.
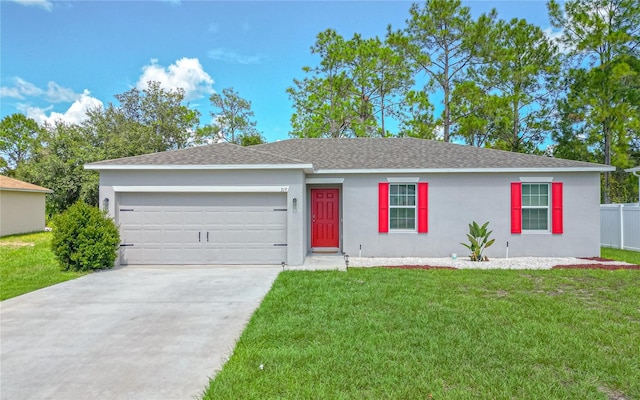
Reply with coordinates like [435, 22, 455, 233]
[162, 230, 194, 244]
[164, 247, 202, 264]
[118, 211, 141, 225]
[120, 248, 142, 264]
[241, 231, 268, 242]
[118, 193, 287, 265]
[121, 228, 143, 244]
[143, 230, 165, 245]
[143, 248, 164, 264]
[182, 210, 205, 225]
[141, 209, 164, 222]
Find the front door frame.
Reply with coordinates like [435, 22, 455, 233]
[310, 187, 341, 250]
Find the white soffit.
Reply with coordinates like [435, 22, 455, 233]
[387, 177, 419, 182]
[305, 178, 345, 184]
[519, 177, 554, 182]
[113, 186, 290, 193]
[313, 167, 616, 174]
[85, 164, 314, 172]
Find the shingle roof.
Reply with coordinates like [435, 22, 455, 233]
[255, 138, 609, 170]
[0, 176, 53, 193]
[87, 142, 307, 166]
[86, 137, 612, 171]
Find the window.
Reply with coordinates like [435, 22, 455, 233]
[379, 182, 427, 233]
[511, 181, 562, 234]
[522, 183, 549, 231]
[389, 184, 416, 230]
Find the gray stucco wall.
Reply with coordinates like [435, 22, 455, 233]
[337, 172, 601, 258]
[98, 168, 602, 264]
[99, 169, 306, 265]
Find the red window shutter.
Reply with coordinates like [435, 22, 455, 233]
[552, 182, 563, 234]
[417, 182, 428, 233]
[378, 183, 389, 233]
[511, 182, 522, 234]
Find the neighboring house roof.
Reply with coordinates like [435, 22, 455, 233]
[85, 137, 614, 173]
[0, 176, 53, 193]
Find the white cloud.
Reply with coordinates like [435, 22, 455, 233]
[0, 86, 23, 99]
[45, 81, 81, 102]
[9, 0, 53, 11]
[1, 77, 44, 99]
[20, 90, 103, 126]
[207, 48, 266, 65]
[1, 78, 82, 102]
[136, 57, 214, 101]
[433, 124, 444, 141]
[543, 27, 572, 54]
[14, 77, 44, 97]
[18, 104, 53, 123]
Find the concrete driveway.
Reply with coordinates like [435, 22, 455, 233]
[0, 265, 281, 400]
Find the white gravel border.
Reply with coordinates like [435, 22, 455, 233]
[348, 256, 633, 270]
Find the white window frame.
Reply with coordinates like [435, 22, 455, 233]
[521, 183, 550, 233]
[389, 183, 417, 231]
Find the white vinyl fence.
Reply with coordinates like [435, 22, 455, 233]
[601, 203, 640, 251]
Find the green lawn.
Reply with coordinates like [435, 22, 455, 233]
[205, 268, 640, 399]
[601, 247, 640, 264]
[0, 232, 86, 300]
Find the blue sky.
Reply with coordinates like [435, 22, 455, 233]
[1, 0, 558, 143]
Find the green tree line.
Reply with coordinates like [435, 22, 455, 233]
[0, 83, 262, 216]
[288, 0, 639, 202]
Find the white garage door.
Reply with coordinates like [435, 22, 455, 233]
[117, 192, 287, 265]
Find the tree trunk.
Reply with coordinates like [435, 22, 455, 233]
[512, 100, 519, 152]
[380, 92, 385, 136]
[443, 79, 450, 143]
[443, 47, 451, 142]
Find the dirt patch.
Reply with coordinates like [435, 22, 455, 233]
[383, 265, 458, 270]
[598, 386, 628, 400]
[552, 264, 640, 270]
[579, 257, 616, 262]
[0, 241, 35, 248]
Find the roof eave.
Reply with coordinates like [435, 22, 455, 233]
[312, 167, 616, 174]
[0, 188, 53, 193]
[84, 163, 315, 173]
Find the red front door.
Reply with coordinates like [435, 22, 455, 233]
[311, 189, 340, 248]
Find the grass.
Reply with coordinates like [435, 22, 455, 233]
[601, 247, 640, 264]
[204, 268, 640, 399]
[0, 232, 86, 300]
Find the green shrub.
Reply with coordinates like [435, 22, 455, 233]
[51, 202, 120, 271]
[460, 221, 495, 262]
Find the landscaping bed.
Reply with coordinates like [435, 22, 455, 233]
[383, 263, 640, 270]
[553, 264, 640, 270]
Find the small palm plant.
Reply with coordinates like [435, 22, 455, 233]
[461, 221, 496, 262]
